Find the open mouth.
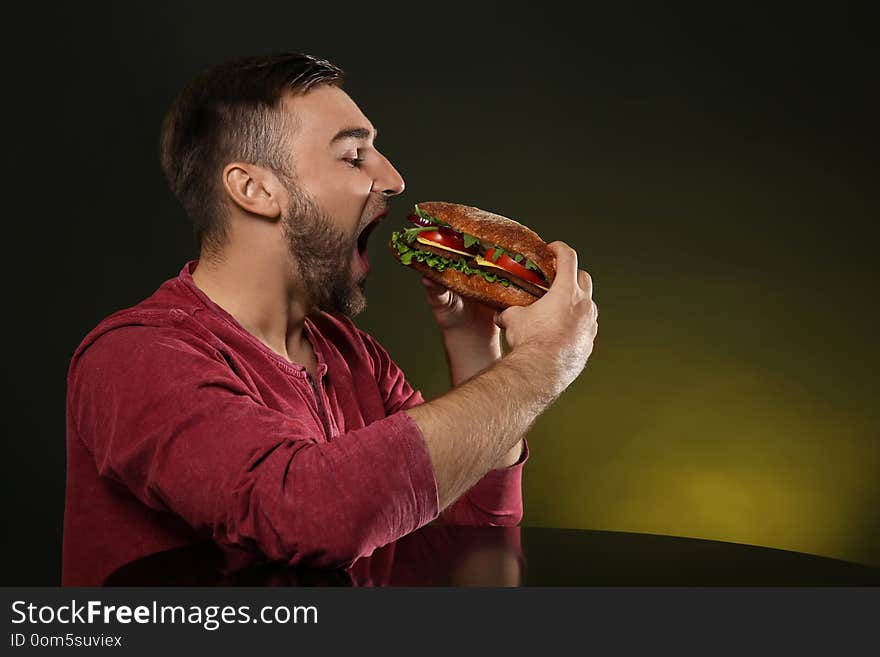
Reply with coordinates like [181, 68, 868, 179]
[357, 218, 380, 254]
[355, 212, 385, 274]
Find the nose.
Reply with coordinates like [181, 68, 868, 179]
[371, 151, 406, 197]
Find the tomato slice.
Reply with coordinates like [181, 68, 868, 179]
[418, 230, 479, 254]
[484, 248, 547, 286]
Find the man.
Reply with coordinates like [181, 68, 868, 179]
[63, 53, 598, 586]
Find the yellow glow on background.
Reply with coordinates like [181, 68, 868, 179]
[525, 353, 877, 564]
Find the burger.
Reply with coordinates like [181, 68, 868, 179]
[388, 202, 556, 310]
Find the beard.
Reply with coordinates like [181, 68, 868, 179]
[280, 181, 367, 318]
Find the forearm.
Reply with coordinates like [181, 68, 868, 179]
[405, 346, 557, 510]
[442, 330, 524, 470]
[442, 329, 502, 386]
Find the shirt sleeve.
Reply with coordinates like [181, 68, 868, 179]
[68, 325, 439, 570]
[357, 328, 528, 527]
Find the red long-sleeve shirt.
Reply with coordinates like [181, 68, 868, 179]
[63, 260, 527, 586]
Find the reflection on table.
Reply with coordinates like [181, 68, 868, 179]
[104, 525, 880, 586]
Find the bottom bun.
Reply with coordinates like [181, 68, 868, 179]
[389, 241, 539, 310]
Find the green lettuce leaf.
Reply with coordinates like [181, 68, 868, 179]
[391, 230, 511, 287]
[402, 225, 435, 243]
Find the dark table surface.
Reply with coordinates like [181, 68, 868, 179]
[104, 525, 880, 586]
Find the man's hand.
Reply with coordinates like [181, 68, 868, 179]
[420, 274, 501, 384]
[494, 241, 598, 396]
[420, 276, 500, 345]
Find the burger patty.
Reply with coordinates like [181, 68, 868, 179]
[499, 274, 547, 298]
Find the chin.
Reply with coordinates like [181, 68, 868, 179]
[348, 286, 368, 317]
[323, 281, 367, 318]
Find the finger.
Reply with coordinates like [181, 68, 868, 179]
[577, 269, 593, 297]
[546, 241, 578, 293]
[421, 277, 459, 312]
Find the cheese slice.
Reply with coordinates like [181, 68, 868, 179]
[415, 236, 475, 258]
[473, 255, 549, 291]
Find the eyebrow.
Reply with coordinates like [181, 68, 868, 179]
[329, 126, 378, 145]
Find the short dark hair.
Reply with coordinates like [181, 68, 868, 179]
[159, 53, 345, 256]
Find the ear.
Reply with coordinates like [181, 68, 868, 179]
[220, 162, 283, 219]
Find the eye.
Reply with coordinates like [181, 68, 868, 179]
[343, 151, 366, 168]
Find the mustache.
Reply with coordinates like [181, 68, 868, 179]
[367, 197, 390, 222]
[355, 198, 391, 237]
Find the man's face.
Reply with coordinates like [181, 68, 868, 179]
[277, 85, 405, 317]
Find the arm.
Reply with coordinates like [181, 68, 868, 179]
[412, 277, 526, 526]
[357, 314, 525, 527]
[404, 345, 550, 512]
[406, 243, 597, 512]
[440, 328, 525, 470]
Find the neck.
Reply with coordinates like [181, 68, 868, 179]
[192, 237, 314, 363]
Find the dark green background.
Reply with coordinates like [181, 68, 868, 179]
[2, 2, 877, 584]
